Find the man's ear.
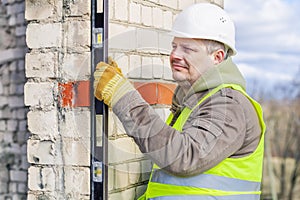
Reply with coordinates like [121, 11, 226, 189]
[213, 49, 225, 64]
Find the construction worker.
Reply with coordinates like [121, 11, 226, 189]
[94, 3, 265, 200]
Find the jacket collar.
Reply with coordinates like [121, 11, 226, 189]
[171, 57, 246, 110]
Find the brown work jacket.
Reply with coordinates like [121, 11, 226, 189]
[112, 58, 261, 177]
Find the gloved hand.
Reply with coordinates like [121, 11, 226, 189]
[94, 57, 134, 107]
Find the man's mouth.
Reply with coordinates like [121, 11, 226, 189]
[171, 62, 188, 71]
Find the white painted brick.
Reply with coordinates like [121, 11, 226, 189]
[61, 52, 91, 80]
[64, 167, 90, 195]
[3, 132, 13, 143]
[163, 10, 173, 31]
[65, 20, 91, 48]
[7, 3, 25, 15]
[27, 192, 57, 200]
[0, 82, 3, 95]
[141, 6, 152, 26]
[120, 188, 136, 200]
[17, 183, 27, 193]
[163, 57, 173, 80]
[109, 188, 136, 200]
[152, 57, 163, 79]
[0, 96, 8, 108]
[28, 166, 55, 191]
[114, 164, 128, 189]
[10, 143, 22, 154]
[158, 31, 173, 54]
[15, 26, 26, 36]
[108, 192, 122, 200]
[24, 82, 55, 107]
[129, 2, 140, 24]
[28, 166, 41, 190]
[7, 120, 18, 131]
[196, 0, 223, 7]
[136, 185, 147, 199]
[25, 0, 62, 20]
[141, 159, 153, 174]
[137, 29, 159, 53]
[25, 52, 57, 78]
[26, 23, 62, 48]
[69, 0, 91, 16]
[27, 140, 58, 165]
[178, 0, 195, 10]
[0, 107, 11, 120]
[109, 23, 136, 50]
[62, 138, 90, 166]
[114, 0, 128, 21]
[141, 57, 153, 79]
[160, 0, 178, 9]
[0, 120, 6, 131]
[195, 0, 211, 3]
[0, 166, 9, 183]
[141, 159, 152, 182]
[20, 154, 30, 170]
[9, 182, 17, 193]
[8, 96, 25, 108]
[128, 162, 141, 184]
[16, 108, 26, 120]
[16, 13, 25, 26]
[111, 111, 126, 136]
[112, 53, 129, 78]
[96, 114, 103, 145]
[27, 110, 58, 139]
[108, 165, 115, 191]
[128, 55, 141, 79]
[10, 170, 27, 182]
[108, 137, 137, 163]
[60, 109, 91, 139]
[109, 0, 114, 19]
[41, 168, 56, 191]
[152, 7, 163, 28]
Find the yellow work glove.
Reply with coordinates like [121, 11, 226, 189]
[94, 57, 134, 107]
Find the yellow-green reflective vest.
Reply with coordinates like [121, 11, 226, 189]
[138, 84, 266, 200]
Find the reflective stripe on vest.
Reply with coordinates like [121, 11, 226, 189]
[139, 84, 266, 200]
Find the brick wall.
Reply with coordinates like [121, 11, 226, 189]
[107, 0, 223, 199]
[24, 0, 91, 199]
[21, 0, 224, 200]
[0, 0, 28, 199]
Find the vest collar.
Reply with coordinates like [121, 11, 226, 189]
[172, 58, 246, 109]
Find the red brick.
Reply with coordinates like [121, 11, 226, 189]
[157, 83, 176, 105]
[134, 82, 157, 105]
[74, 81, 90, 107]
[133, 82, 176, 105]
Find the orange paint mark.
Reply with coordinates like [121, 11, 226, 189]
[59, 81, 90, 108]
[59, 82, 74, 107]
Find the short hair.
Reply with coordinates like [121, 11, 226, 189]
[202, 40, 229, 58]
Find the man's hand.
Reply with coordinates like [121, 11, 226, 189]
[94, 57, 134, 107]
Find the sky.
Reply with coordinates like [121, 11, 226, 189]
[224, 0, 300, 98]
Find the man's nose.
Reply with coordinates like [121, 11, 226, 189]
[170, 48, 183, 60]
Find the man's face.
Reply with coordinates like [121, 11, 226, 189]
[170, 37, 214, 85]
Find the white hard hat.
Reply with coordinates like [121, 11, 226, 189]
[170, 3, 237, 56]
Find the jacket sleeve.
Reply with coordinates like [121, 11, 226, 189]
[112, 89, 249, 177]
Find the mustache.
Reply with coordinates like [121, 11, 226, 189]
[171, 60, 189, 68]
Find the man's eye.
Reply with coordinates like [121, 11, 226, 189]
[183, 47, 195, 52]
